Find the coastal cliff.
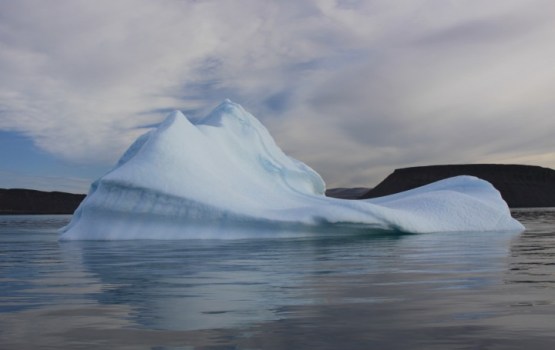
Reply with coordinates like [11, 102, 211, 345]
[359, 164, 555, 208]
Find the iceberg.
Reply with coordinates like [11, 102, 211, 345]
[60, 100, 524, 240]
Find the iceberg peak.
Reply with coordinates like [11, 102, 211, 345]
[200, 99, 256, 128]
[59, 101, 524, 240]
[157, 110, 190, 130]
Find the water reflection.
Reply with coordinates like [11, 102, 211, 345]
[60, 227, 535, 349]
[60, 228, 522, 331]
[508, 208, 555, 287]
[2, 212, 555, 349]
[62, 231, 411, 331]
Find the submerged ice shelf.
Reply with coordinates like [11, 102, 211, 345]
[60, 100, 524, 240]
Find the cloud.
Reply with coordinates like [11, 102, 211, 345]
[271, 0, 555, 186]
[1, 0, 555, 188]
[0, 0, 347, 160]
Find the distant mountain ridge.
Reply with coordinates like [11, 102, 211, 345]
[357, 164, 555, 208]
[2, 164, 554, 214]
[0, 188, 85, 214]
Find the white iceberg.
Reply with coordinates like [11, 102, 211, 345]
[60, 100, 524, 240]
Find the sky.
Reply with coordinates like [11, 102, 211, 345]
[1, 0, 555, 193]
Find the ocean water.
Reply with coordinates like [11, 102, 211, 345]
[0, 209, 554, 349]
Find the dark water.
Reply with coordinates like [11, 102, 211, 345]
[1, 210, 555, 349]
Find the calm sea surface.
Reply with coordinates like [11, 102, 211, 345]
[1, 209, 555, 349]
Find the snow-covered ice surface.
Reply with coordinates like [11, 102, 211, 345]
[60, 100, 524, 240]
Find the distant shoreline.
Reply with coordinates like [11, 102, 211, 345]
[0, 188, 85, 215]
[2, 164, 555, 214]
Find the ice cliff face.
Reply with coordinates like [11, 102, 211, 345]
[60, 100, 524, 240]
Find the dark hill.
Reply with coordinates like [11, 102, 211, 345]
[3, 163, 554, 213]
[324, 187, 370, 199]
[0, 188, 86, 214]
[359, 164, 555, 208]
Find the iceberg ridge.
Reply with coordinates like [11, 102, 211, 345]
[60, 100, 524, 240]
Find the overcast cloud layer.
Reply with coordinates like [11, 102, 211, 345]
[1, 0, 555, 189]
